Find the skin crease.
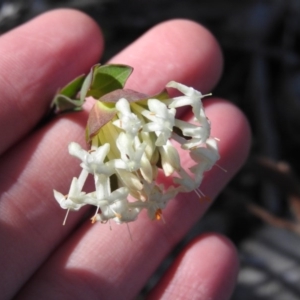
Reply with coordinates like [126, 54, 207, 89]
[147, 234, 240, 300]
[0, 9, 251, 300]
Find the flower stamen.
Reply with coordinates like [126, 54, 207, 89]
[63, 209, 70, 226]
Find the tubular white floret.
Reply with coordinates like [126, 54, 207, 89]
[54, 82, 220, 225]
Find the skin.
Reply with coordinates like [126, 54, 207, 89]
[0, 9, 251, 300]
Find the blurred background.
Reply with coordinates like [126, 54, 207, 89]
[1, 0, 300, 299]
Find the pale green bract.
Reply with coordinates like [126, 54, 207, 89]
[53, 77, 220, 225]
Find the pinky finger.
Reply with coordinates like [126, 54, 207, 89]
[147, 234, 239, 300]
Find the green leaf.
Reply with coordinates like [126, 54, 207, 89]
[60, 74, 85, 98]
[52, 95, 84, 113]
[87, 64, 133, 99]
[51, 74, 86, 113]
[80, 65, 94, 102]
[50, 64, 133, 115]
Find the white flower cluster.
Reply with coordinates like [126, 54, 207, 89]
[54, 81, 220, 225]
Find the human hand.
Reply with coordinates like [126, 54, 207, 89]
[0, 9, 250, 299]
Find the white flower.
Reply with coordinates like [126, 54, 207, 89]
[113, 98, 142, 137]
[189, 163, 207, 186]
[190, 138, 220, 170]
[174, 119, 210, 149]
[142, 99, 176, 146]
[53, 177, 87, 210]
[54, 79, 219, 226]
[91, 183, 140, 223]
[173, 168, 198, 193]
[53, 167, 90, 224]
[145, 185, 178, 220]
[115, 168, 144, 200]
[69, 142, 114, 176]
[134, 182, 178, 220]
[139, 131, 156, 160]
[158, 140, 180, 176]
[167, 81, 206, 122]
[88, 186, 140, 223]
[114, 132, 147, 172]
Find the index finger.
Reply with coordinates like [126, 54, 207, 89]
[0, 9, 103, 155]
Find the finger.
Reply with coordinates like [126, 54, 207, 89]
[15, 99, 250, 299]
[110, 19, 223, 94]
[147, 234, 239, 300]
[0, 9, 103, 299]
[0, 9, 103, 155]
